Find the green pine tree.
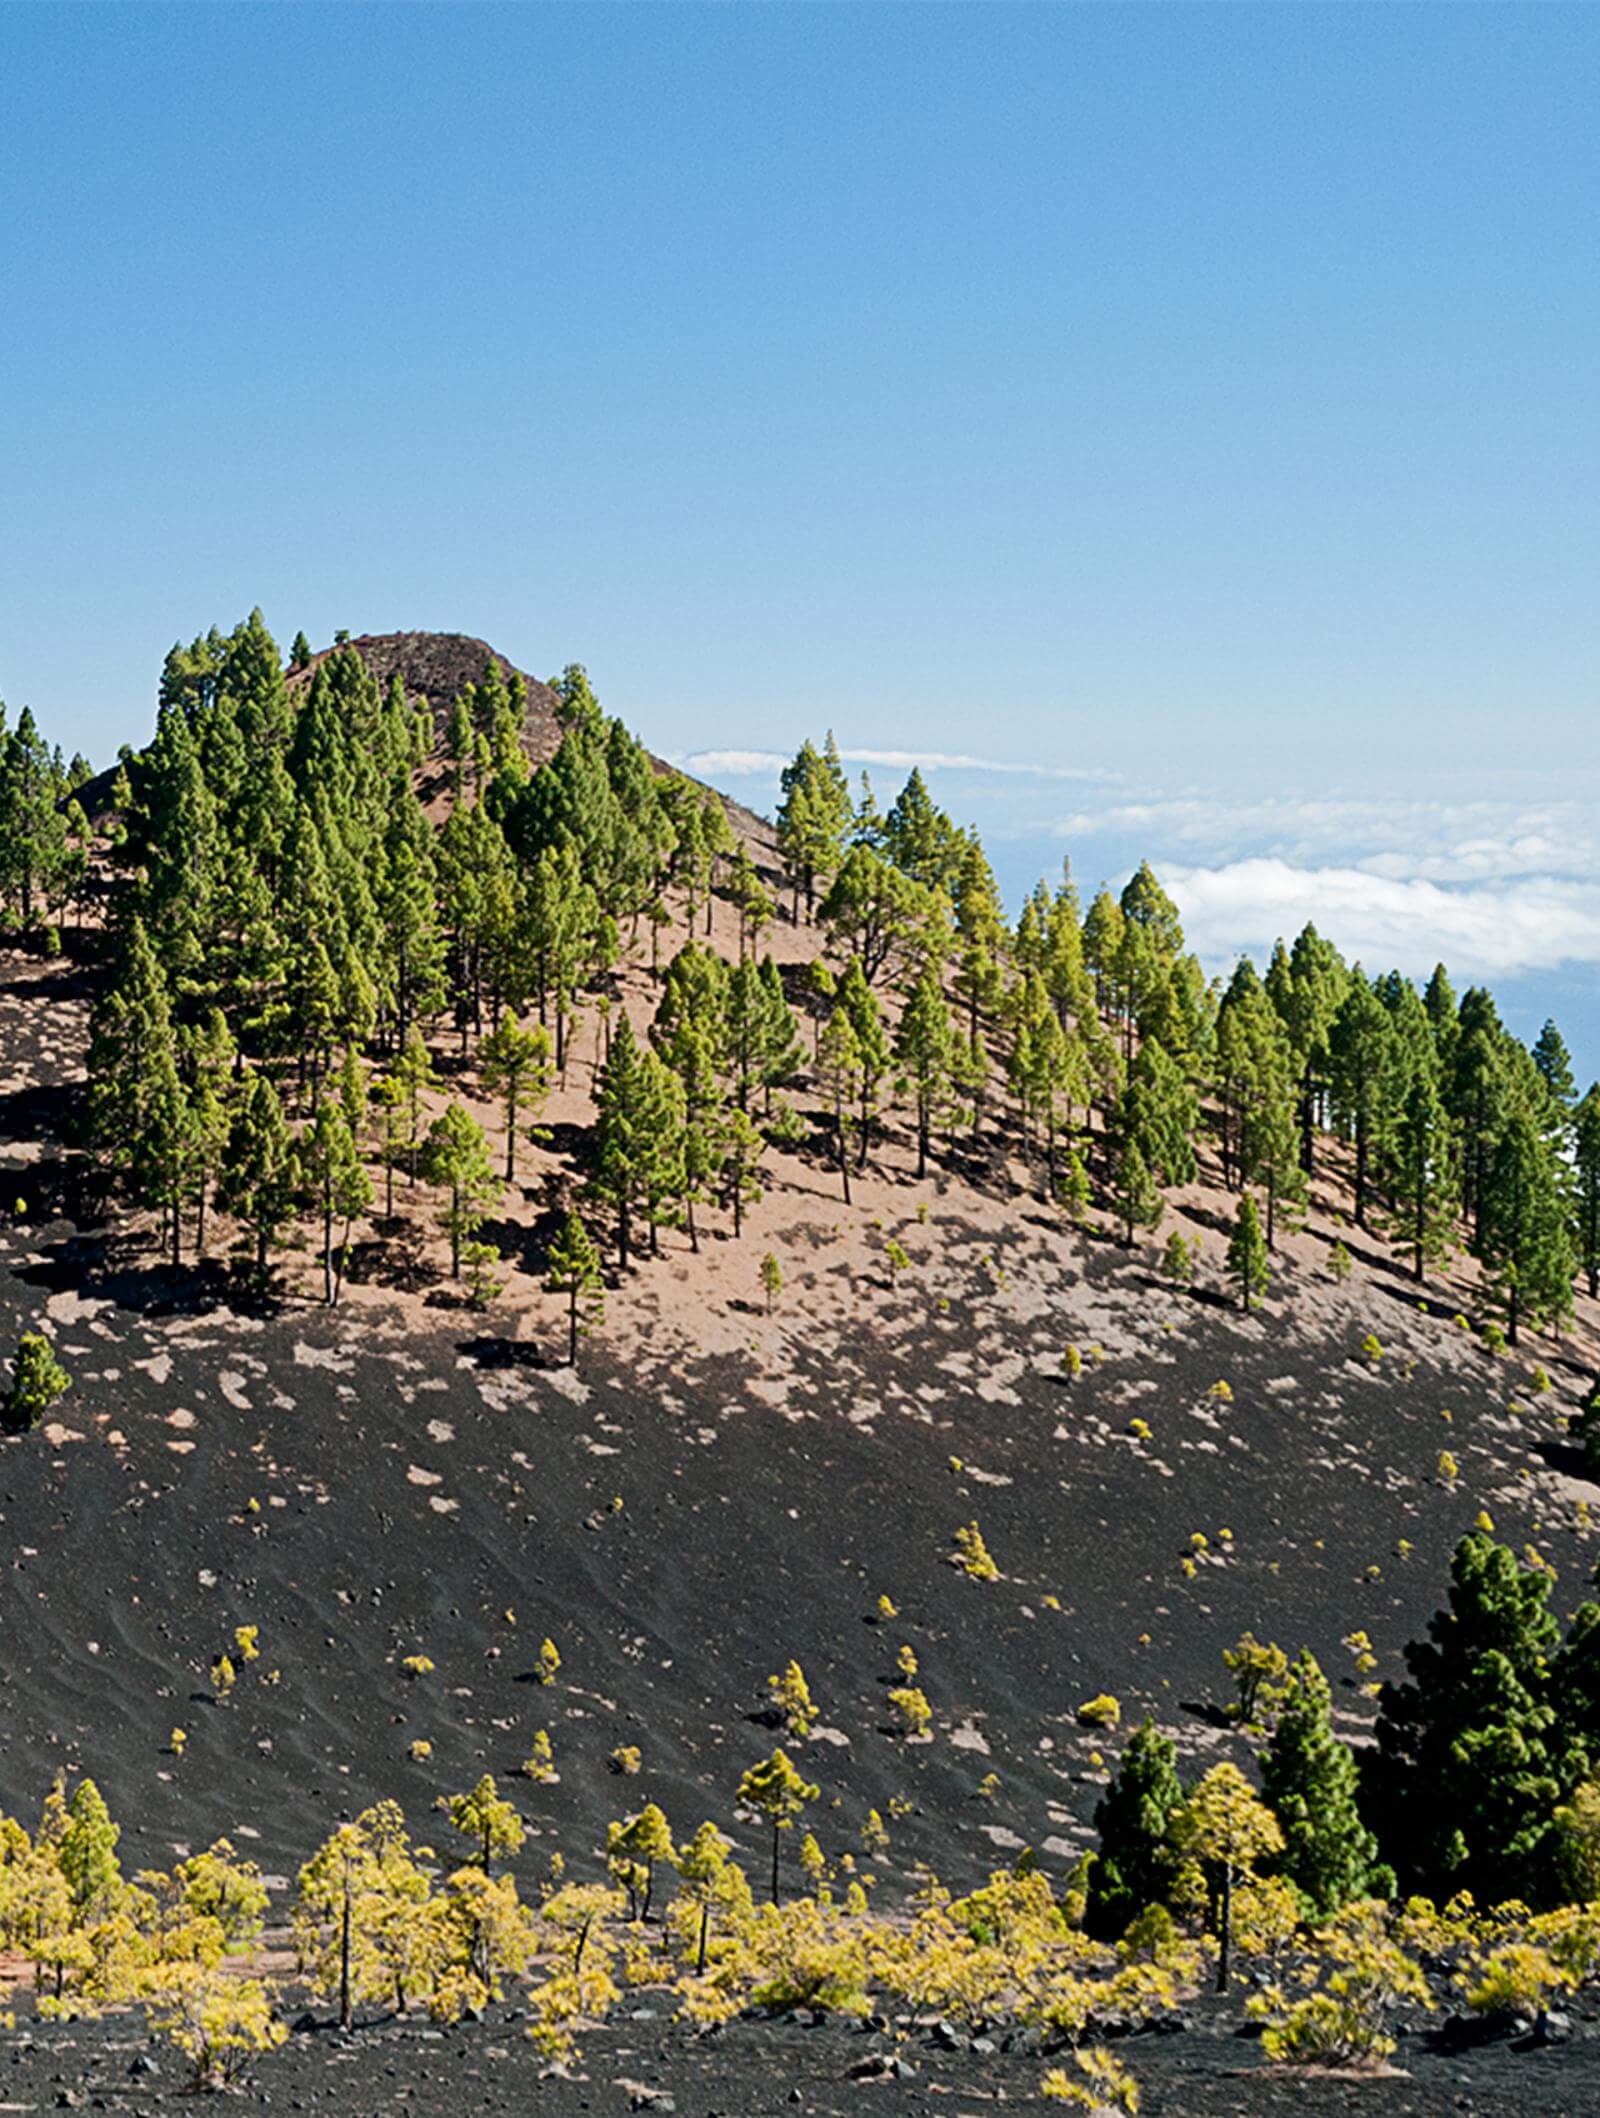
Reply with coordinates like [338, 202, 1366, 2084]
[217, 1071, 295, 1275]
[816, 1008, 863, 1205]
[1478, 1103, 1574, 1345]
[297, 1106, 372, 1306]
[1227, 1193, 1270, 1312]
[421, 1102, 501, 1278]
[593, 1013, 650, 1268]
[1113, 1138, 1164, 1248]
[478, 1014, 554, 1183]
[5, 1330, 72, 1431]
[1259, 1650, 1386, 1916]
[1574, 1083, 1600, 1301]
[894, 969, 956, 1179]
[545, 1209, 604, 1367]
[1369, 1532, 1563, 1902]
[1085, 1719, 1184, 1940]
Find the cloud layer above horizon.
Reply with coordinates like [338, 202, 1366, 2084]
[682, 747, 1600, 986]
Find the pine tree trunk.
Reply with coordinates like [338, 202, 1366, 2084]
[340, 1873, 353, 2029]
[1355, 1125, 1367, 1228]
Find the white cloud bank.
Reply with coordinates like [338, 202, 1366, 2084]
[1165, 858, 1600, 981]
[1051, 795, 1600, 885]
[680, 746, 1114, 784]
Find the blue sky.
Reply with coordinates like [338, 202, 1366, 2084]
[2, 4, 1596, 1073]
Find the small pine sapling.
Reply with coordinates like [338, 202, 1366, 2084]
[759, 1250, 783, 1314]
[5, 1330, 72, 1431]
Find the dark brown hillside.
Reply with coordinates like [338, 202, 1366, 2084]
[298, 629, 781, 850]
[288, 631, 566, 764]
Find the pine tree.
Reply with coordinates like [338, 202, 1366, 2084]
[0, 706, 70, 926]
[759, 1251, 783, 1313]
[217, 1072, 294, 1275]
[676, 1822, 737, 1975]
[737, 1748, 819, 1905]
[1378, 1034, 1456, 1282]
[392, 1026, 437, 1187]
[5, 1330, 72, 1431]
[1113, 1139, 1164, 1248]
[1269, 924, 1349, 1176]
[1478, 1104, 1574, 1344]
[58, 1779, 122, 1923]
[421, 1103, 501, 1277]
[1117, 1036, 1199, 1190]
[1085, 1720, 1184, 1940]
[477, 1015, 554, 1182]
[1259, 1651, 1384, 1916]
[635, 1049, 687, 1255]
[88, 916, 178, 1193]
[1574, 1084, 1600, 1300]
[1532, 1018, 1576, 1108]
[726, 959, 767, 1111]
[184, 1009, 235, 1262]
[1228, 1194, 1269, 1312]
[883, 767, 959, 893]
[297, 1107, 372, 1306]
[818, 844, 927, 988]
[1329, 975, 1395, 1229]
[754, 955, 801, 1109]
[1451, 988, 1511, 1246]
[719, 1105, 766, 1237]
[593, 1014, 649, 1268]
[1173, 1763, 1284, 1992]
[1368, 1533, 1563, 1902]
[816, 1008, 863, 1204]
[370, 1073, 406, 1221]
[1081, 887, 1126, 1015]
[294, 1820, 388, 2030]
[545, 1210, 605, 1367]
[650, 943, 732, 1246]
[1216, 964, 1305, 1238]
[839, 957, 891, 1170]
[894, 969, 955, 1179]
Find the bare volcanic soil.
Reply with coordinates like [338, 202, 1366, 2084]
[2, 952, 1599, 2110]
[10, 1997, 1600, 2117]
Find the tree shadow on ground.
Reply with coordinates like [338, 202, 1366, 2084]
[11, 1235, 278, 1323]
[456, 1334, 559, 1371]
